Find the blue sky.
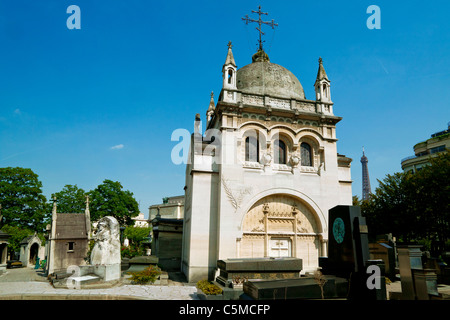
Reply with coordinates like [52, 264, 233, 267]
[1, 0, 449, 217]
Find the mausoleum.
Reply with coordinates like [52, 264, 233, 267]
[182, 29, 353, 282]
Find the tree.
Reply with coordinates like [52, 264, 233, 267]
[0, 167, 48, 232]
[361, 151, 450, 255]
[363, 172, 416, 242]
[51, 184, 87, 213]
[124, 225, 152, 246]
[409, 152, 450, 253]
[0, 225, 34, 259]
[89, 179, 139, 226]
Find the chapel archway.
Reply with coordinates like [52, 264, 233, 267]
[239, 194, 322, 271]
[0, 244, 7, 264]
[29, 243, 39, 266]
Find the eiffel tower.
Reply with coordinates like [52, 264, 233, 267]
[361, 147, 372, 201]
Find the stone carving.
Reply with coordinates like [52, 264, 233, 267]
[290, 155, 300, 167]
[90, 216, 121, 265]
[221, 177, 252, 211]
[267, 97, 291, 110]
[295, 102, 316, 113]
[260, 153, 272, 166]
[242, 94, 264, 106]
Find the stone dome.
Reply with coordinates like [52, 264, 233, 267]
[236, 50, 305, 100]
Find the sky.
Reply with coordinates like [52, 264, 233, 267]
[1, 0, 449, 218]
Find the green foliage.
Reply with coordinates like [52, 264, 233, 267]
[0, 224, 34, 254]
[121, 226, 151, 258]
[121, 245, 145, 259]
[84, 240, 95, 263]
[128, 265, 161, 284]
[0, 167, 48, 231]
[51, 184, 87, 213]
[89, 179, 139, 226]
[124, 225, 152, 245]
[196, 279, 223, 295]
[361, 152, 450, 254]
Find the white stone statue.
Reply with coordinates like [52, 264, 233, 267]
[90, 216, 121, 265]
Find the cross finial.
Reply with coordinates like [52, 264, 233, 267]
[242, 5, 278, 51]
[227, 41, 233, 50]
[211, 91, 214, 99]
[319, 57, 323, 64]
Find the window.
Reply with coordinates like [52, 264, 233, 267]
[228, 69, 233, 84]
[245, 136, 259, 162]
[430, 145, 445, 154]
[301, 142, 312, 166]
[274, 139, 287, 164]
[323, 84, 327, 98]
[68, 242, 75, 252]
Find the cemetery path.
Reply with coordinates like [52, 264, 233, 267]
[0, 268, 199, 300]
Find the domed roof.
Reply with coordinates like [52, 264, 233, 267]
[236, 50, 305, 100]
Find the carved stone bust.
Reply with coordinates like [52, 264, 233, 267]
[90, 216, 121, 265]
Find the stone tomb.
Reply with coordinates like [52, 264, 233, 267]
[125, 255, 159, 273]
[369, 242, 396, 281]
[215, 257, 303, 288]
[243, 276, 348, 300]
[397, 245, 440, 300]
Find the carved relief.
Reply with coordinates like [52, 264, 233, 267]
[242, 94, 264, 106]
[295, 102, 316, 113]
[267, 97, 291, 110]
[221, 177, 252, 211]
[240, 195, 321, 261]
[242, 195, 319, 234]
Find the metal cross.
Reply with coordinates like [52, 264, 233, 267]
[242, 5, 278, 51]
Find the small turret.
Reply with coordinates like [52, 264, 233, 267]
[222, 41, 237, 103]
[206, 91, 215, 122]
[315, 57, 331, 102]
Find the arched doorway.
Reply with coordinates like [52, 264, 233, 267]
[29, 243, 39, 266]
[239, 194, 322, 271]
[0, 243, 7, 264]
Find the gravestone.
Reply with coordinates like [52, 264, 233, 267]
[320, 205, 386, 300]
[324, 206, 370, 276]
[126, 255, 159, 273]
[397, 245, 422, 300]
[397, 245, 440, 300]
[369, 242, 396, 280]
[242, 275, 348, 300]
[215, 257, 303, 288]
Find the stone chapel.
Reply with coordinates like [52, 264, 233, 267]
[181, 43, 353, 282]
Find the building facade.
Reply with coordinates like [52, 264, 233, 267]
[149, 196, 184, 221]
[46, 198, 91, 275]
[181, 44, 353, 282]
[401, 123, 450, 173]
